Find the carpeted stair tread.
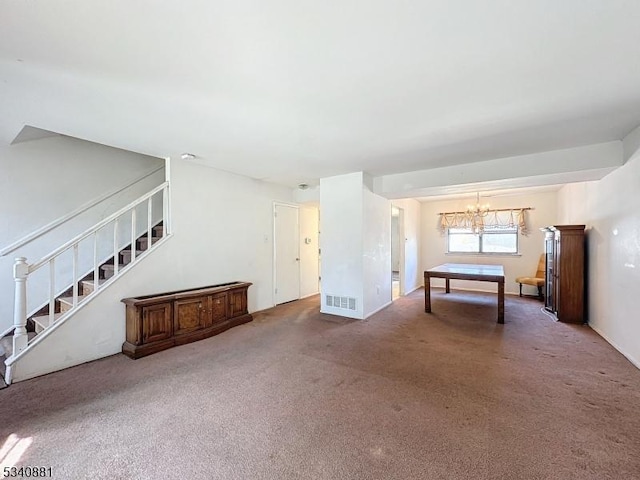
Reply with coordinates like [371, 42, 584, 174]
[0, 332, 37, 358]
[0, 336, 12, 357]
[80, 278, 107, 295]
[58, 295, 88, 312]
[100, 263, 122, 279]
[32, 312, 64, 330]
[100, 264, 118, 270]
[120, 249, 144, 264]
[137, 236, 162, 249]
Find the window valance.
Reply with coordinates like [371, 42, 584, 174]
[438, 208, 532, 235]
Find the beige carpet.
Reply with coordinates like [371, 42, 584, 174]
[1, 289, 639, 480]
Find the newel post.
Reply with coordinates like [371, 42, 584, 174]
[12, 257, 29, 356]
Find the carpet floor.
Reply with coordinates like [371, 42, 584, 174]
[0, 289, 639, 480]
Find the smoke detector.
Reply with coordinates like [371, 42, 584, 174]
[180, 153, 196, 161]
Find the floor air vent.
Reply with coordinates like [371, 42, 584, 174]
[325, 295, 357, 310]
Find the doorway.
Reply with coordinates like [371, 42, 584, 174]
[391, 206, 405, 300]
[274, 203, 300, 305]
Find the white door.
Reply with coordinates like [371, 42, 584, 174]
[274, 204, 300, 304]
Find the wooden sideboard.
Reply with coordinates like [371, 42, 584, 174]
[121, 282, 252, 359]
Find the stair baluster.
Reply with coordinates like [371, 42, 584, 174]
[48, 258, 55, 327]
[72, 244, 79, 307]
[147, 197, 152, 247]
[93, 232, 99, 293]
[131, 208, 137, 264]
[12, 257, 29, 359]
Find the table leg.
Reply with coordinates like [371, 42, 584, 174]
[445, 278, 450, 293]
[498, 281, 505, 324]
[424, 273, 431, 313]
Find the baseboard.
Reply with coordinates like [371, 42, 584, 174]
[364, 301, 392, 319]
[589, 324, 640, 371]
[300, 292, 320, 300]
[404, 284, 421, 295]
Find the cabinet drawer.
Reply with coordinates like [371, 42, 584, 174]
[142, 303, 173, 344]
[174, 297, 207, 336]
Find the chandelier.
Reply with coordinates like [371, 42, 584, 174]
[466, 192, 490, 217]
[438, 193, 533, 235]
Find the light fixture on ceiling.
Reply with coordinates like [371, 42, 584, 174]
[298, 183, 309, 190]
[180, 153, 196, 161]
[467, 192, 490, 217]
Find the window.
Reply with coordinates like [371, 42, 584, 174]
[447, 227, 518, 254]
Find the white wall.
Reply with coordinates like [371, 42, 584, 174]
[320, 173, 364, 319]
[420, 191, 558, 295]
[557, 134, 640, 368]
[293, 185, 320, 205]
[0, 136, 164, 332]
[12, 158, 296, 381]
[362, 188, 391, 318]
[392, 198, 422, 293]
[299, 206, 320, 298]
[319, 172, 392, 320]
[157, 159, 296, 311]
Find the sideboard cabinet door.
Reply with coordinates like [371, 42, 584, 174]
[211, 293, 227, 325]
[142, 303, 173, 344]
[228, 288, 248, 317]
[174, 297, 207, 336]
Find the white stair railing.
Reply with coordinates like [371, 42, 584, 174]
[5, 181, 171, 380]
[0, 166, 164, 258]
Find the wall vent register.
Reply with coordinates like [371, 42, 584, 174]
[325, 295, 356, 310]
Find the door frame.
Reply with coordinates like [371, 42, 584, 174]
[398, 206, 406, 296]
[391, 205, 406, 299]
[272, 201, 301, 306]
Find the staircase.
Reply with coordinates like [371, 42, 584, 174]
[0, 223, 165, 384]
[37, 224, 164, 331]
[0, 180, 171, 385]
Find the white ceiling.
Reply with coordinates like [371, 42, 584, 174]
[1, 1, 640, 190]
[417, 184, 562, 203]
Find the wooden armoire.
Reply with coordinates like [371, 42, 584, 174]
[541, 225, 586, 324]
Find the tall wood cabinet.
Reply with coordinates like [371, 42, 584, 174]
[542, 225, 586, 324]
